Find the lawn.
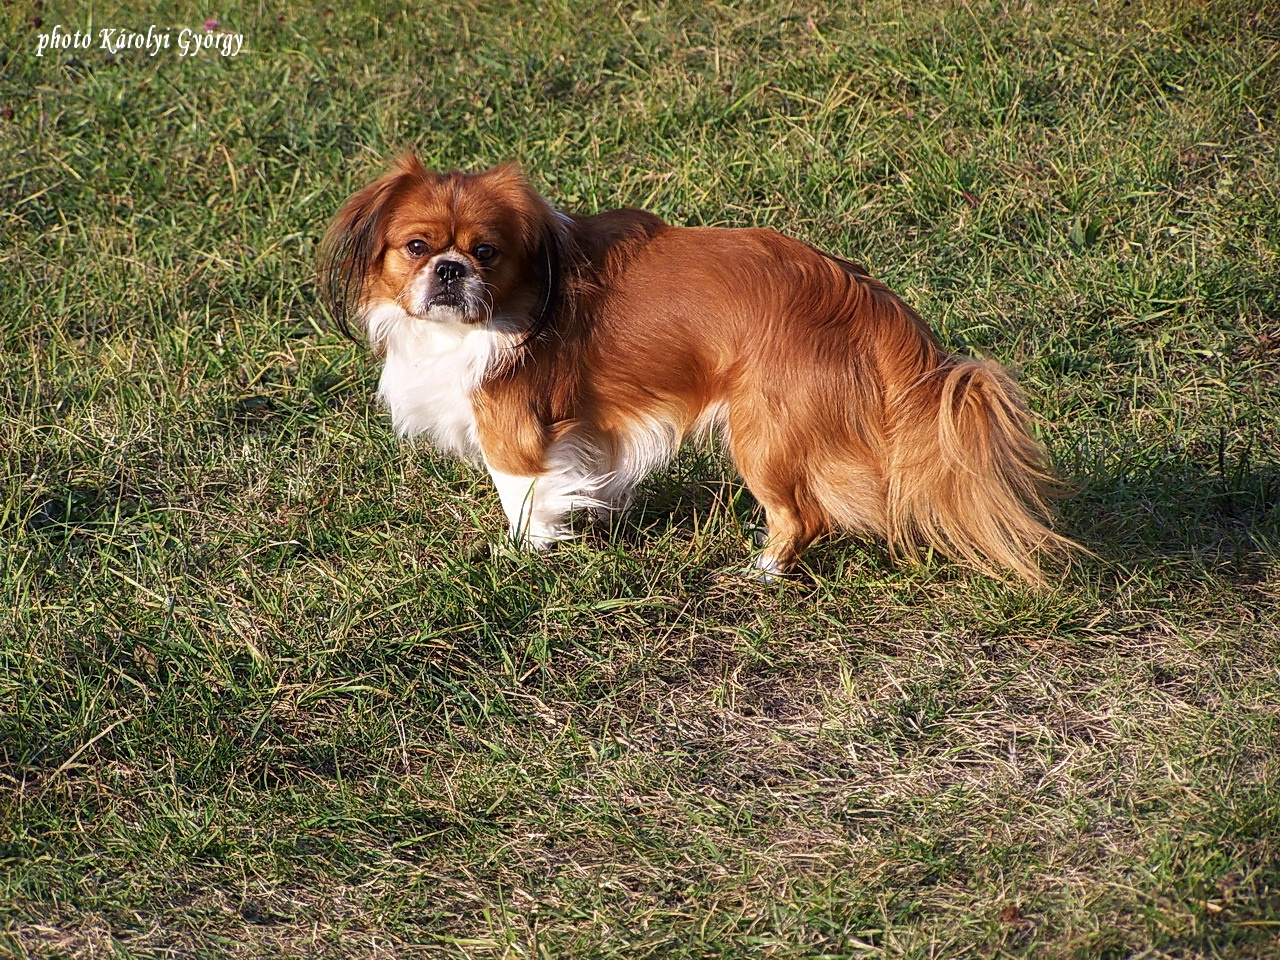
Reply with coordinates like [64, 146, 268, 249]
[2, 0, 1278, 957]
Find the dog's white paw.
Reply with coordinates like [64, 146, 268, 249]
[511, 522, 575, 552]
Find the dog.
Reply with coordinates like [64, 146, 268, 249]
[319, 155, 1074, 583]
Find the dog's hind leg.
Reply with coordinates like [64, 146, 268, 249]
[728, 420, 830, 576]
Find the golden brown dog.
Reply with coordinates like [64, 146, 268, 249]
[320, 156, 1074, 582]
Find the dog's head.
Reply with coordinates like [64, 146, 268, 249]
[319, 155, 561, 346]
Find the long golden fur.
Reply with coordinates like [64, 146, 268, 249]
[320, 155, 1075, 583]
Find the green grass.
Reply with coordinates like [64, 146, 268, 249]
[2, 0, 1279, 956]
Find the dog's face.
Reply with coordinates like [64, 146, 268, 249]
[320, 156, 558, 339]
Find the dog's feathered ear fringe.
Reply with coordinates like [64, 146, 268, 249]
[475, 163, 567, 348]
[318, 180, 389, 342]
[318, 155, 429, 342]
[524, 222, 563, 346]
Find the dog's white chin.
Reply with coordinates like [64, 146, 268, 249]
[418, 303, 474, 324]
[367, 302, 477, 347]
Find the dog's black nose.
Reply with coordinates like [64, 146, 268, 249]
[435, 259, 466, 284]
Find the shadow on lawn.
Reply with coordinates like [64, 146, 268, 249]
[1066, 456, 1279, 583]
[596, 446, 1280, 587]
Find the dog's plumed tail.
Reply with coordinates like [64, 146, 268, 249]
[882, 358, 1072, 585]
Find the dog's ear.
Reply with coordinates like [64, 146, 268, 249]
[523, 222, 563, 346]
[477, 164, 566, 347]
[318, 163, 413, 341]
[489, 167, 566, 346]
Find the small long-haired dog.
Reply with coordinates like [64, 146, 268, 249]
[320, 155, 1074, 583]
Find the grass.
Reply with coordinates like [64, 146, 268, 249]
[2, 0, 1278, 956]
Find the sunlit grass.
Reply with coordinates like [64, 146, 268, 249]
[2, 1, 1278, 957]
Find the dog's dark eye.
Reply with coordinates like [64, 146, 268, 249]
[474, 244, 497, 261]
[406, 239, 429, 258]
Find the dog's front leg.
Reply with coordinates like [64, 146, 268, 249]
[484, 463, 573, 551]
[474, 380, 581, 551]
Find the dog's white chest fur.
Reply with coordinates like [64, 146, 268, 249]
[365, 304, 688, 554]
[370, 304, 514, 457]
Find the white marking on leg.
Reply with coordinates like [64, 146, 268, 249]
[485, 463, 574, 551]
[755, 553, 785, 577]
[482, 420, 675, 552]
[487, 466, 537, 541]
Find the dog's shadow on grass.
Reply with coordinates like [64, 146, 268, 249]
[1047, 440, 1279, 588]
[581, 444, 1280, 588]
